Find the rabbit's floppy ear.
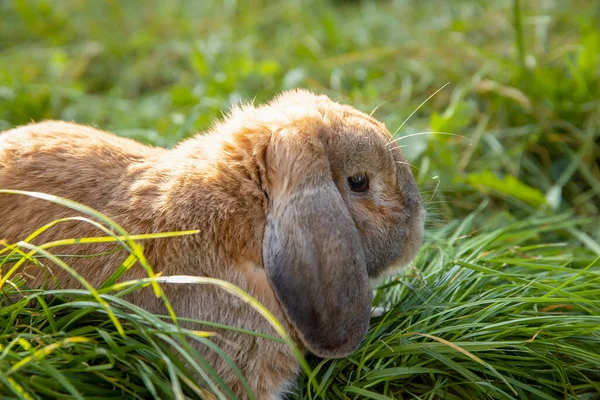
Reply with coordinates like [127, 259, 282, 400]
[262, 135, 372, 358]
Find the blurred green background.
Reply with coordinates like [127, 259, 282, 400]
[1, 0, 598, 222]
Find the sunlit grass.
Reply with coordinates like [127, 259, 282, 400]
[0, 192, 313, 400]
[295, 212, 600, 399]
[2, 201, 598, 399]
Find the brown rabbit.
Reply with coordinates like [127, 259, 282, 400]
[0, 90, 424, 399]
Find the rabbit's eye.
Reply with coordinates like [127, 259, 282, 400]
[347, 175, 369, 192]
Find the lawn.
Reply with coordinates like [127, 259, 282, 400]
[1, 0, 599, 399]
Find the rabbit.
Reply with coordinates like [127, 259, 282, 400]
[0, 89, 425, 399]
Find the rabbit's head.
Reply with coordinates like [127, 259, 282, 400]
[217, 90, 425, 358]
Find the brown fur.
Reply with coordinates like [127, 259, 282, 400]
[0, 90, 424, 399]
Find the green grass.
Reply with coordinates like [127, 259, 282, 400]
[1, 0, 599, 399]
[298, 213, 600, 399]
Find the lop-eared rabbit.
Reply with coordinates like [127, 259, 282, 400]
[0, 90, 424, 399]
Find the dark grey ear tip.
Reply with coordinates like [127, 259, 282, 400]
[307, 332, 367, 358]
[302, 310, 371, 358]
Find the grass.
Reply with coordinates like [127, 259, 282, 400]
[298, 213, 600, 399]
[1, 0, 599, 399]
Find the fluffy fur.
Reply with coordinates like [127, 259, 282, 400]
[0, 90, 424, 399]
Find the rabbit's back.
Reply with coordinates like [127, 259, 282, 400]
[0, 121, 162, 198]
[0, 121, 164, 258]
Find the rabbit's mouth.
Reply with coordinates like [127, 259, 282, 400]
[364, 204, 426, 279]
[396, 205, 426, 265]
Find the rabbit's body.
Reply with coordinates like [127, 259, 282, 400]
[0, 121, 295, 398]
[0, 90, 424, 399]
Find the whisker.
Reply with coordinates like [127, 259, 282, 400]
[426, 176, 440, 204]
[395, 160, 420, 170]
[421, 189, 465, 194]
[425, 219, 450, 226]
[424, 205, 450, 216]
[402, 266, 448, 306]
[389, 131, 472, 145]
[391, 81, 451, 138]
[425, 219, 452, 226]
[390, 144, 408, 149]
[369, 100, 387, 117]
[393, 159, 442, 205]
[465, 224, 493, 237]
